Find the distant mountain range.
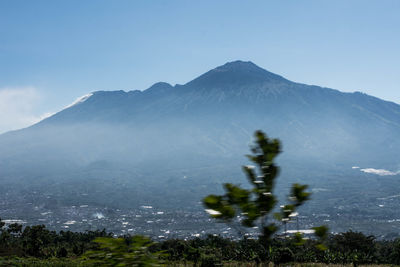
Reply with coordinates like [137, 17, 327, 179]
[1, 61, 400, 234]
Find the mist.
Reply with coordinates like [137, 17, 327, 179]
[1, 61, 400, 236]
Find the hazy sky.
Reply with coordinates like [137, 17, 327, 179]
[0, 0, 399, 133]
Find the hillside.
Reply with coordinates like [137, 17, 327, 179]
[1, 60, 400, 236]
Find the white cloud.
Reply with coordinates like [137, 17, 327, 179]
[63, 93, 93, 110]
[360, 168, 400, 176]
[0, 87, 52, 134]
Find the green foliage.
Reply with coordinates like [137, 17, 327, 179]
[199, 253, 222, 267]
[7, 223, 23, 235]
[272, 247, 295, 264]
[203, 130, 317, 245]
[0, 218, 110, 258]
[82, 235, 165, 266]
[292, 233, 306, 246]
[21, 225, 57, 257]
[312, 225, 329, 251]
[0, 257, 92, 266]
[3, 220, 400, 265]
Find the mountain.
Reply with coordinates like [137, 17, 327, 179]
[5, 60, 400, 166]
[1, 60, 400, 235]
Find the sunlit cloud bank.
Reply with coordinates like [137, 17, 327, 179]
[360, 168, 400, 176]
[0, 87, 53, 134]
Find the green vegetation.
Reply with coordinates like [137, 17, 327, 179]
[0, 257, 89, 267]
[203, 130, 327, 248]
[1, 130, 399, 266]
[0, 222, 110, 258]
[83, 235, 165, 266]
[2, 230, 400, 266]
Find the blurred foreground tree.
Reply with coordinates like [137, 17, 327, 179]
[203, 130, 327, 248]
[82, 235, 165, 266]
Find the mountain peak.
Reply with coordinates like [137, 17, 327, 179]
[145, 82, 174, 96]
[185, 60, 288, 88]
[214, 60, 261, 71]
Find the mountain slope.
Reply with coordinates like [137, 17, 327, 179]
[1, 61, 400, 234]
[5, 60, 399, 167]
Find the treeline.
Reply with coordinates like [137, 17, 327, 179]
[154, 232, 400, 265]
[2, 221, 400, 265]
[0, 221, 110, 258]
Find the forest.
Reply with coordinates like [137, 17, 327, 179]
[1, 223, 400, 266]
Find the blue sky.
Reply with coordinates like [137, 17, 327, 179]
[0, 0, 399, 133]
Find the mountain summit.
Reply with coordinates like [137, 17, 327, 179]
[1, 61, 400, 234]
[185, 60, 288, 88]
[5, 60, 400, 164]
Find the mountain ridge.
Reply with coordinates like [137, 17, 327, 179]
[1, 60, 397, 172]
[1, 60, 400, 234]
[41, 60, 399, 121]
